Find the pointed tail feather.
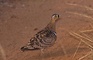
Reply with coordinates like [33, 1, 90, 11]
[21, 46, 40, 52]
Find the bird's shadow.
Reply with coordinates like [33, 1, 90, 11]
[28, 47, 88, 60]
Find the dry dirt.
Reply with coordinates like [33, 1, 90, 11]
[0, 0, 93, 60]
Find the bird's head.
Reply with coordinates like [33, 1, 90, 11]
[51, 14, 59, 23]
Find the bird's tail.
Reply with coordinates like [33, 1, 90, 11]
[21, 41, 39, 52]
[21, 37, 40, 52]
[21, 46, 30, 52]
[21, 44, 39, 52]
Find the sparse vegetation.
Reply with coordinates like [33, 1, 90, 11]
[67, 2, 93, 60]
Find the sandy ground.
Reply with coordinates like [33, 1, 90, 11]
[0, 0, 93, 60]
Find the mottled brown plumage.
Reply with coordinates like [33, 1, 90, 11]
[21, 14, 59, 51]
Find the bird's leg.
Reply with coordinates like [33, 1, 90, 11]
[40, 48, 45, 60]
[41, 48, 44, 54]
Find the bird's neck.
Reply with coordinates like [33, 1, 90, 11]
[46, 20, 56, 31]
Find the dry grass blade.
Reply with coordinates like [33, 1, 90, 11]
[0, 44, 6, 60]
[69, 32, 93, 49]
[78, 48, 92, 60]
[88, 47, 93, 60]
[66, 3, 93, 11]
[66, 11, 93, 20]
[80, 30, 93, 33]
[80, 23, 93, 33]
[70, 32, 93, 43]
[90, 23, 93, 29]
[79, 32, 92, 41]
[61, 45, 67, 56]
[69, 32, 93, 60]
[72, 41, 81, 59]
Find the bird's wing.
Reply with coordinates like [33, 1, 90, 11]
[35, 29, 57, 47]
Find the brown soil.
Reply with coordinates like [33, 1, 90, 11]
[0, 0, 93, 60]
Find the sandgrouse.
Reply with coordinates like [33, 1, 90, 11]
[21, 14, 59, 51]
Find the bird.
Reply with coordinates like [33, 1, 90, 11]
[21, 14, 59, 52]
